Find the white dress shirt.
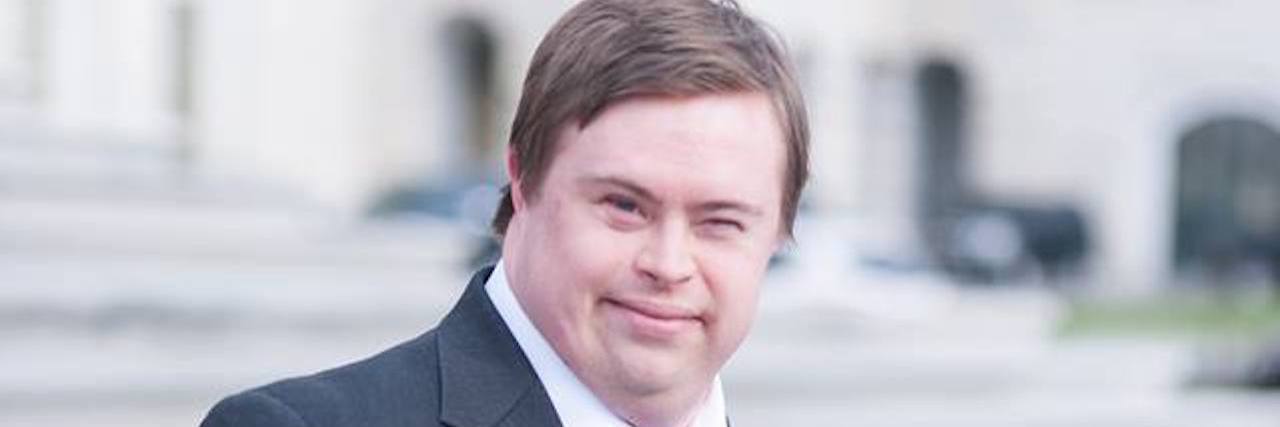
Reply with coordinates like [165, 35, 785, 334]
[485, 261, 727, 427]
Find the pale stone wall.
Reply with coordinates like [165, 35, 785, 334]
[7, 0, 1280, 292]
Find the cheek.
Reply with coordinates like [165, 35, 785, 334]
[701, 247, 768, 339]
[543, 198, 639, 289]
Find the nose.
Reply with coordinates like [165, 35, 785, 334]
[635, 220, 695, 287]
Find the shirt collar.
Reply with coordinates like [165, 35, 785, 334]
[485, 260, 727, 427]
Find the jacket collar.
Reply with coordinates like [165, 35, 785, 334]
[437, 266, 561, 427]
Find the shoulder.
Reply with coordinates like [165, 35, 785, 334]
[201, 329, 442, 427]
[200, 387, 307, 427]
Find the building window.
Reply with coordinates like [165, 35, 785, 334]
[1174, 116, 1280, 285]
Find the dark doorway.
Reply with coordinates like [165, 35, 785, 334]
[1174, 117, 1280, 286]
[915, 60, 968, 218]
[915, 60, 970, 263]
[441, 17, 497, 178]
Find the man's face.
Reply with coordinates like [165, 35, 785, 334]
[503, 92, 786, 405]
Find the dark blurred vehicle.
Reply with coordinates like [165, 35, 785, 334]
[1247, 337, 1280, 389]
[371, 181, 503, 269]
[930, 203, 1090, 285]
[1191, 335, 1280, 390]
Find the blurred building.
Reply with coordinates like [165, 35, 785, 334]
[3, 0, 1280, 294]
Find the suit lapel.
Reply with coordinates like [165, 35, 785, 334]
[437, 267, 562, 427]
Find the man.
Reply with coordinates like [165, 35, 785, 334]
[200, 0, 807, 425]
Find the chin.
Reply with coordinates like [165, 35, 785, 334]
[611, 348, 705, 394]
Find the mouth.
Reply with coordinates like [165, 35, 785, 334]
[604, 298, 703, 339]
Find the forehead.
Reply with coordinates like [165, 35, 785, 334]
[551, 93, 786, 207]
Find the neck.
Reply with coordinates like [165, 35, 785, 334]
[596, 380, 713, 427]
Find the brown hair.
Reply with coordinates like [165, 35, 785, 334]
[492, 0, 809, 237]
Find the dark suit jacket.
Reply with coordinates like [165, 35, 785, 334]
[199, 267, 563, 427]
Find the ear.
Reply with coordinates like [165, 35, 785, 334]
[507, 149, 526, 211]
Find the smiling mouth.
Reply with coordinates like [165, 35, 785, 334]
[605, 298, 703, 339]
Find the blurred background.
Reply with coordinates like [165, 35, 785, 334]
[2, 0, 1280, 425]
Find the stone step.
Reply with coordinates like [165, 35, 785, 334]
[0, 190, 479, 267]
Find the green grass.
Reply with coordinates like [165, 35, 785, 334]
[1056, 293, 1280, 340]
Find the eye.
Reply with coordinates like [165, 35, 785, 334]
[599, 194, 646, 230]
[603, 194, 642, 216]
[703, 218, 745, 233]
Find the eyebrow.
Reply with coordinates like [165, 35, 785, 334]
[579, 175, 657, 202]
[579, 175, 765, 217]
